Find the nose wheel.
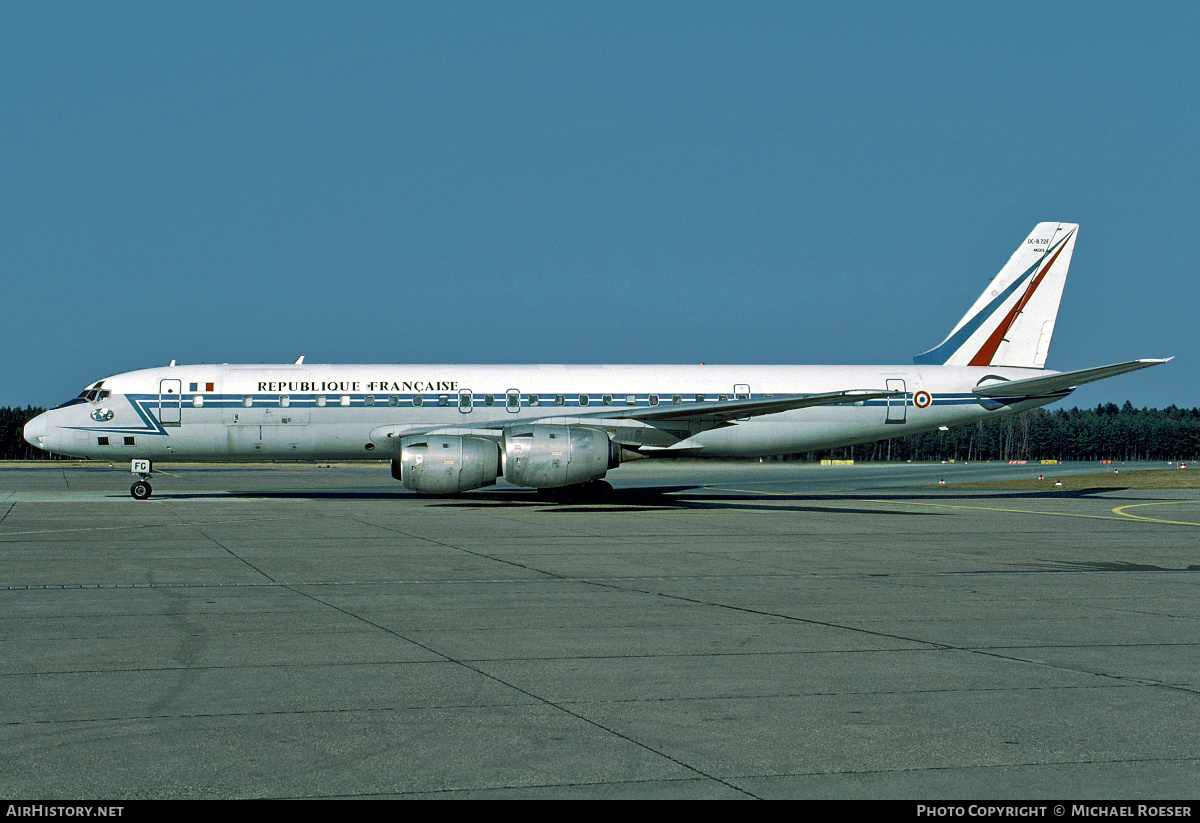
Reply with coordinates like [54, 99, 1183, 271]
[129, 459, 155, 500]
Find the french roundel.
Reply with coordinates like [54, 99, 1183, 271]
[913, 391, 932, 409]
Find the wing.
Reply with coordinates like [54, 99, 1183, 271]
[567, 389, 900, 423]
[972, 358, 1171, 399]
[369, 389, 900, 447]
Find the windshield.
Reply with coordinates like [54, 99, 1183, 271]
[54, 386, 111, 409]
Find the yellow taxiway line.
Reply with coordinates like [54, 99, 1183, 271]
[705, 486, 1200, 527]
[1109, 500, 1200, 527]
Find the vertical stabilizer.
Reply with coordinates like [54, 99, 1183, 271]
[913, 222, 1078, 368]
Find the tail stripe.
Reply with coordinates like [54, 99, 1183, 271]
[966, 227, 1076, 367]
[911, 259, 1041, 366]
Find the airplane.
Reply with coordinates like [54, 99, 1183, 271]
[23, 222, 1168, 502]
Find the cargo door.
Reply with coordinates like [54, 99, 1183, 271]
[222, 371, 311, 457]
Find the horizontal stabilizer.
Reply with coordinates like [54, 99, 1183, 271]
[972, 359, 1172, 398]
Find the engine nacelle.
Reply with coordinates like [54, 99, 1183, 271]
[392, 435, 500, 494]
[503, 425, 619, 489]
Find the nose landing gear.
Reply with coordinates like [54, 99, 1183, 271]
[130, 459, 153, 500]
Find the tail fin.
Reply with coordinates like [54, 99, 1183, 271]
[914, 222, 1079, 368]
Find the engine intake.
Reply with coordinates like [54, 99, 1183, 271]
[503, 425, 619, 489]
[392, 435, 500, 494]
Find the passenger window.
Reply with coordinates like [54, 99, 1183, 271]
[280, 395, 290, 407]
[649, 394, 659, 406]
[554, 394, 565, 407]
[719, 393, 728, 402]
[340, 395, 351, 407]
[696, 394, 705, 403]
[602, 394, 613, 406]
[672, 394, 682, 405]
[365, 395, 375, 406]
[243, 396, 253, 407]
[438, 395, 449, 406]
[412, 395, 423, 407]
[528, 394, 539, 406]
[506, 390, 520, 412]
[192, 395, 203, 408]
[626, 394, 636, 406]
[389, 395, 399, 407]
[458, 392, 472, 410]
[484, 394, 495, 406]
[578, 394, 589, 406]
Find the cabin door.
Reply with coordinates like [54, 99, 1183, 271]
[159, 379, 182, 427]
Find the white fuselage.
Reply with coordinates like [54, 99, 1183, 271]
[27, 362, 1058, 462]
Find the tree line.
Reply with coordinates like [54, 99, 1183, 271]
[3, 403, 1199, 462]
[795, 403, 1200, 463]
[0, 406, 49, 460]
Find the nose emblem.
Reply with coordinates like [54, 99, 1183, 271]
[91, 408, 115, 422]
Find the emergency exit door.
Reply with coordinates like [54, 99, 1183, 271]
[885, 379, 907, 424]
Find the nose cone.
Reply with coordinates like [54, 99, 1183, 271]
[23, 414, 47, 449]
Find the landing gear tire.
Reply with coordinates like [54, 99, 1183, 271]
[131, 481, 152, 500]
[554, 484, 580, 504]
[585, 479, 612, 504]
[546, 480, 612, 504]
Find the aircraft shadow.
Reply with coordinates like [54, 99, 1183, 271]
[424, 485, 1125, 514]
[145, 485, 1129, 514]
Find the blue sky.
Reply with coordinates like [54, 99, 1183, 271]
[3, 2, 1196, 409]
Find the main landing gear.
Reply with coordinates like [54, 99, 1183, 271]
[536, 479, 613, 504]
[130, 459, 153, 500]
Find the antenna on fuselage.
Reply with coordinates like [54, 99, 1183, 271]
[294, 355, 305, 365]
[168, 360, 176, 367]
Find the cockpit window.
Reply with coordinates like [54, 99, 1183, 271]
[54, 390, 90, 409]
[54, 382, 111, 409]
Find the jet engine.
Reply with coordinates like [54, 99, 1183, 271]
[392, 435, 501, 494]
[503, 425, 620, 489]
